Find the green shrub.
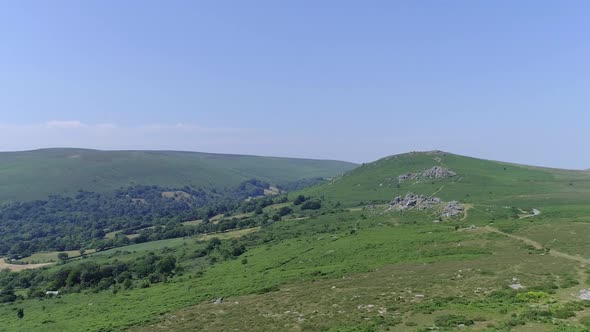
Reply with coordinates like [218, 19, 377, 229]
[293, 195, 306, 205]
[278, 206, 293, 216]
[580, 316, 590, 327]
[521, 309, 551, 321]
[528, 282, 558, 294]
[516, 291, 550, 302]
[552, 308, 575, 319]
[301, 200, 322, 210]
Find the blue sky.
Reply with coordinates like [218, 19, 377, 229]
[1, 1, 589, 168]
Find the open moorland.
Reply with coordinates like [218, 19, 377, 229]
[1, 151, 590, 331]
[0, 148, 356, 202]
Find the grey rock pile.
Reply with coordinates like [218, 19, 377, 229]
[578, 289, 590, 300]
[388, 192, 441, 211]
[442, 201, 465, 218]
[388, 192, 465, 219]
[398, 166, 457, 182]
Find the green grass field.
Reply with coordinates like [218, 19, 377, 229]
[2, 151, 590, 331]
[21, 250, 96, 263]
[0, 148, 356, 202]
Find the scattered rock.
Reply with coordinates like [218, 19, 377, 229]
[388, 192, 464, 219]
[578, 289, 590, 300]
[398, 166, 457, 182]
[442, 201, 465, 218]
[509, 283, 524, 290]
[388, 192, 441, 211]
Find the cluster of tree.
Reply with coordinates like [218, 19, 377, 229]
[293, 195, 307, 205]
[0, 286, 17, 303]
[89, 193, 293, 250]
[0, 235, 250, 302]
[301, 200, 322, 210]
[191, 237, 247, 262]
[0, 252, 178, 301]
[0, 180, 279, 256]
[125, 216, 262, 245]
[293, 195, 322, 210]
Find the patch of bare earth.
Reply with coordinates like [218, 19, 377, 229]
[0, 259, 53, 272]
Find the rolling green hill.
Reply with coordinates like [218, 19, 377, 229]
[0, 148, 356, 202]
[301, 150, 590, 210]
[3, 151, 590, 331]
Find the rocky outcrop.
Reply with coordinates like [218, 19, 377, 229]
[398, 166, 456, 182]
[388, 193, 441, 211]
[578, 290, 590, 300]
[388, 192, 465, 219]
[442, 201, 465, 218]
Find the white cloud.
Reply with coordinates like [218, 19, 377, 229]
[95, 123, 118, 130]
[43, 120, 86, 129]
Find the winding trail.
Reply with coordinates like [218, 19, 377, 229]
[461, 204, 473, 221]
[483, 226, 590, 265]
[429, 185, 446, 197]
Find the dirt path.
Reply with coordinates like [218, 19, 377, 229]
[430, 185, 446, 197]
[284, 217, 310, 221]
[483, 226, 590, 264]
[519, 208, 541, 219]
[461, 204, 473, 221]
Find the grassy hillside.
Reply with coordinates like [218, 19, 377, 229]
[3, 151, 590, 331]
[301, 150, 590, 209]
[0, 148, 356, 202]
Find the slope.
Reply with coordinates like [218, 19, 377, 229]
[301, 150, 590, 210]
[3, 151, 590, 331]
[0, 148, 356, 202]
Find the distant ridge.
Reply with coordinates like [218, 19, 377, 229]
[0, 148, 357, 202]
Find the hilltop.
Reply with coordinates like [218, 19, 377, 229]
[301, 150, 590, 210]
[0, 148, 356, 202]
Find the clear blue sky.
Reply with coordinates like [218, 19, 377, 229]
[1, 1, 589, 168]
